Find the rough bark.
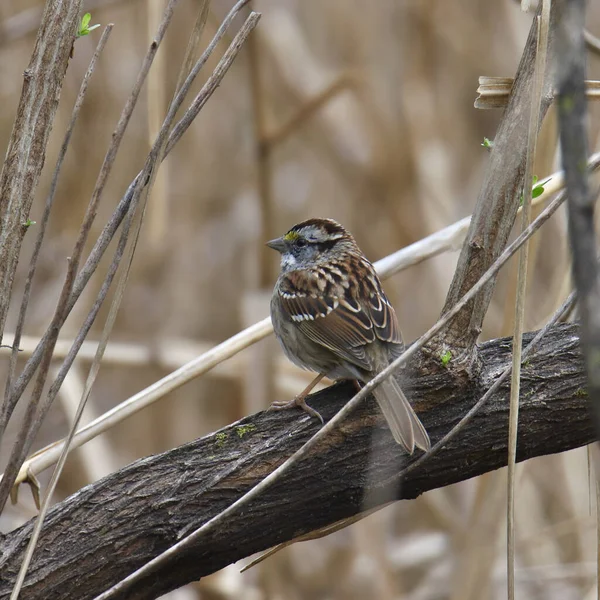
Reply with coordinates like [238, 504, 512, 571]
[0, 0, 83, 345]
[0, 323, 592, 600]
[438, 3, 556, 356]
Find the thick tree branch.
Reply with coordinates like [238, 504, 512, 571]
[0, 323, 592, 600]
[0, 0, 83, 345]
[438, 3, 556, 356]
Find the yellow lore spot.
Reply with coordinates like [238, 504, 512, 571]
[283, 231, 300, 242]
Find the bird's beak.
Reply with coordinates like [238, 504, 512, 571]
[266, 236, 286, 253]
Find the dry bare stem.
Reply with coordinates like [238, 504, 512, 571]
[145, 0, 170, 251]
[0, 0, 183, 517]
[507, 6, 550, 596]
[3, 0, 254, 419]
[0, 0, 83, 346]
[585, 29, 600, 56]
[261, 73, 354, 148]
[0, 0, 256, 507]
[475, 77, 600, 109]
[2, 24, 114, 415]
[439, 2, 556, 357]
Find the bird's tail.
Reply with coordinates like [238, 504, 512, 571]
[371, 375, 430, 454]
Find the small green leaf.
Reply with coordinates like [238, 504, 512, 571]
[531, 185, 544, 199]
[440, 350, 452, 367]
[77, 12, 100, 37]
[481, 137, 493, 149]
[519, 174, 548, 206]
[22, 219, 36, 228]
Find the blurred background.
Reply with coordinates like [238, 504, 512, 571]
[1, 0, 600, 598]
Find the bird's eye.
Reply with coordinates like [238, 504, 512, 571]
[296, 238, 307, 248]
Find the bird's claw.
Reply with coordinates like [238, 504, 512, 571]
[268, 395, 324, 425]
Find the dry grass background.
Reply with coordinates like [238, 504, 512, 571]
[1, 0, 600, 598]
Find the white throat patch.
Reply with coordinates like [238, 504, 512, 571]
[281, 253, 297, 269]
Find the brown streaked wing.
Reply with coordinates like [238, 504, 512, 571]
[278, 269, 376, 371]
[297, 300, 375, 370]
[366, 275, 402, 344]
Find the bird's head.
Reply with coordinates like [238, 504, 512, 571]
[267, 218, 356, 272]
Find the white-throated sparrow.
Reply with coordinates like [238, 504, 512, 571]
[267, 218, 430, 454]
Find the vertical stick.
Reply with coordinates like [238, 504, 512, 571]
[507, 3, 550, 598]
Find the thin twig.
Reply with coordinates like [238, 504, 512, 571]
[556, 0, 600, 439]
[1, 4, 260, 515]
[0, 0, 183, 516]
[174, 0, 211, 95]
[240, 502, 395, 573]
[475, 77, 600, 109]
[0, 0, 83, 346]
[2, 23, 114, 430]
[506, 6, 550, 597]
[8, 0, 219, 587]
[146, 0, 170, 250]
[164, 9, 256, 154]
[585, 29, 600, 57]
[3, 0, 253, 419]
[92, 177, 568, 600]
[0, 333, 232, 370]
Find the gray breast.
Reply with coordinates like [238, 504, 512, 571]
[271, 291, 337, 374]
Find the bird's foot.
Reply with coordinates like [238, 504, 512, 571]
[268, 394, 324, 424]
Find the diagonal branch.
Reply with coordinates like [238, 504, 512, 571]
[2, 23, 114, 413]
[437, 3, 557, 357]
[6, 150, 595, 502]
[2, 0, 255, 422]
[93, 177, 571, 600]
[0, 323, 591, 600]
[5, 149, 586, 503]
[0, 0, 183, 516]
